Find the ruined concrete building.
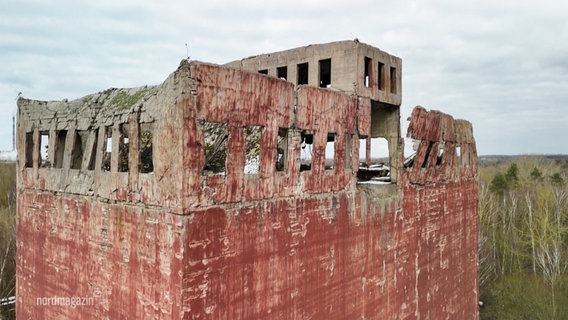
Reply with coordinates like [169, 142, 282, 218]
[17, 40, 479, 319]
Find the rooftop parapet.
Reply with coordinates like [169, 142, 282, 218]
[225, 39, 402, 106]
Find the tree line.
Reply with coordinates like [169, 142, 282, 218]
[479, 156, 568, 319]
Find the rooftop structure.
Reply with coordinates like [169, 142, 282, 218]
[225, 39, 401, 105]
[16, 40, 479, 319]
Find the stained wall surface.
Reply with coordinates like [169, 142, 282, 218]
[17, 60, 478, 319]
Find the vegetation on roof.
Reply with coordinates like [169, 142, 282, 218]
[109, 87, 149, 110]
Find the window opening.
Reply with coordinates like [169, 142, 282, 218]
[403, 139, 419, 168]
[244, 126, 262, 174]
[436, 142, 444, 166]
[364, 57, 372, 87]
[118, 124, 129, 172]
[422, 141, 435, 168]
[258, 69, 268, 75]
[456, 144, 466, 167]
[87, 129, 99, 171]
[361, 101, 399, 183]
[202, 121, 228, 174]
[390, 66, 397, 94]
[25, 132, 34, 168]
[371, 137, 390, 164]
[319, 58, 331, 88]
[378, 62, 385, 90]
[276, 128, 288, 172]
[139, 124, 153, 173]
[277, 66, 288, 80]
[358, 136, 391, 183]
[358, 136, 369, 165]
[300, 130, 314, 171]
[325, 133, 335, 170]
[102, 126, 112, 171]
[297, 62, 309, 85]
[53, 130, 67, 169]
[71, 131, 86, 170]
[40, 132, 50, 168]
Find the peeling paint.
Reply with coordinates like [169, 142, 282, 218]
[17, 41, 478, 319]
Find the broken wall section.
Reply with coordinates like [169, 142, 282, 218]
[398, 106, 479, 319]
[17, 77, 189, 211]
[403, 106, 477, 185]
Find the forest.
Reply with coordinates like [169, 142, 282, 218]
[1, 156, 567, 319]
[0, 162, 15, 320]
[478, 156, 568, 319]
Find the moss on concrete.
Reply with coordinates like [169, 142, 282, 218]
[109, 88, 149, 110]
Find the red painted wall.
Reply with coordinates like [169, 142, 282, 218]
[17, 62, 478, 319]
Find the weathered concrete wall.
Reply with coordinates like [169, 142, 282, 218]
[225, 40, 402, 106]
[17, 60, 478, 319]
[400, 106, 479, 319]
[17, 191, 185, 319]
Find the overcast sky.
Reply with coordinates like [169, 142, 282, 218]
[2, 0, 567, 155]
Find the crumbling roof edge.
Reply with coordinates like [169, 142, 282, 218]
[223, 38, 401, 66]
